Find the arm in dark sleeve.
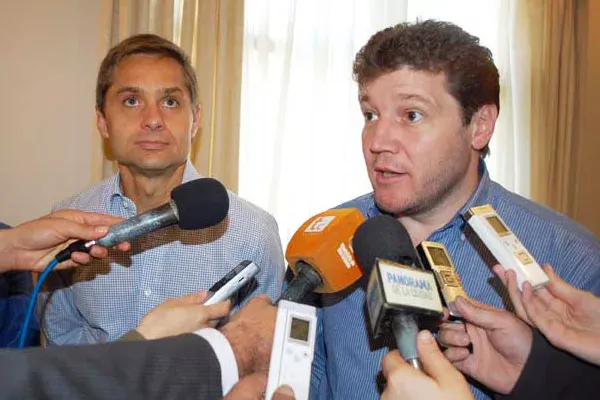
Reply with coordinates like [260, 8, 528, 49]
[504, 329, 600, 400]
[0, 333, 223, 400]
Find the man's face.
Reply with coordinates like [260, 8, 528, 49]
[97, 54, 199, 175]
[360, 68, 479, 216]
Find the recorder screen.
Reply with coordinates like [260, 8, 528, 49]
[290, 317, 310, 342]
[428, 247, 452, 267]
[486, 215, 510, 236]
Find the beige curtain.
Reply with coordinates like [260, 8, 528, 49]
[528, 0, 578, 216]
[92, 0, 244, 192]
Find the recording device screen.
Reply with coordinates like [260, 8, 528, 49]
[486, 216, 510, 235]
[428, 247, 452, 267]
[289, 317, 310, 342]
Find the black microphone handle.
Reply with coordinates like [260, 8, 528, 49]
[279, 261, 323, 303]
[391, 313, 422, 370]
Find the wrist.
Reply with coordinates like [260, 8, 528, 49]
[220, 321, 255, 377]
[0, 230, 15, 273]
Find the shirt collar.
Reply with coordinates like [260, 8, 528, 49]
[366, 158, 492, 230]
[106, 159, 202, 207]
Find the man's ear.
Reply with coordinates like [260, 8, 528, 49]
[96, 108, 109, 139]
[191, 104, 201, 141]
[468, 104, 498, 151]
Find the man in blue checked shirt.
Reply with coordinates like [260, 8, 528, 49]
[39, 34, 285, 346]
[309, 20, 600, 400]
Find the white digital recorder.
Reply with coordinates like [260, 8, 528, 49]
[465, 204, 549, 290]
[266, 300, 317, 400]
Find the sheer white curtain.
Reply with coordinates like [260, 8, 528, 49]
[239, 0, 529, 248]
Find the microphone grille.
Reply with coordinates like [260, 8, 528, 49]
[352, 214, 416, 275]
[171, 178, 229, 230]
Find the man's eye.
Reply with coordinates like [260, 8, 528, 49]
[163, 98, 179, 108]
[124, 97, 139, 107]
[364, 111, 379, 122]
[406, 111, 423, 122]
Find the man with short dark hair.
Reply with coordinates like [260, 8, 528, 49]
[40, 34, 284, 347]
[310, 20, 600, 400]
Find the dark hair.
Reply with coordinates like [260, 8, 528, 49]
[96, 34, 198, 114]
[353, 20, 499, 156]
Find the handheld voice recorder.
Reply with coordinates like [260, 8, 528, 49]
[417, 241, 467, 318]
[465, 204, 549, 290]
[203, 260, 260, 306]
[266, 300, 317, 400]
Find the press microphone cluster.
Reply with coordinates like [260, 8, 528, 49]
[55, 177, 229, 262]
[279, 208, 365, 303]
[352, 215, 443, 369]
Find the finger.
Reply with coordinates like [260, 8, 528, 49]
[418, 330, 464, 386]
[543, 264, 581, 305]
[114, 242, 131, 252]
[273, 385, 296, 400]
[87, 247, 109, 259]
[381, 350, 405, 378]
[437, 328, 471, 348]
[204, 300, 233, 320]
[70, 252, 94, 265]
[196, 291, 209, 303]
[503, 269, 532, 325]
[224, 372, 267, 400]
[492, 264, 508, 286]
[522, 282, 559, 333]
[439, 321, 468, 332]
[454, 296, 505, 329]
[443, 346, 471, 363]
[50, 210, 124, 227]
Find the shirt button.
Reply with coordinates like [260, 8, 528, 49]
[144, 289, 152, 297]
[460, 233, 466, 241]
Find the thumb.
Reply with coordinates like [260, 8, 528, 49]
[224, 372, 267, 400]
[417, 330, 462, 385]
[273, 385, 296, 400]
[455, 296, 505, 330]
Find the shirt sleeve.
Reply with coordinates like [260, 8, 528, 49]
[193, 327, 239, 396]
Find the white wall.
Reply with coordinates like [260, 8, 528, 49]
[0, 0, 101, 226]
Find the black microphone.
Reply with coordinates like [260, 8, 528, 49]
[352, 215, 443, 370]
[56, 178, 229, 262]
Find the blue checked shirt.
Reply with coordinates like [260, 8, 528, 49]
[39, 160, 285, 346]
[310, 160, 600, 400]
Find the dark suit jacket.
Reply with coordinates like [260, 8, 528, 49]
[0, 333, 223, 399]
[0, 222, 40, 348]
[505, 329, 600, 399]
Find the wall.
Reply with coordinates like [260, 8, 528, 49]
[574, 0, 600, 237]
[0, 0, 101, 226]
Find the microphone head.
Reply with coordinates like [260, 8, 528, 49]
[352, 214, 416, 276]
[171, 178, 229, 230]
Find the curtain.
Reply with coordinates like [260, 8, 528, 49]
[528, 0, 578, 216]
[239, 0, 522, 248]
[92, 0, 245, 192]
[239, 0, 408, 246]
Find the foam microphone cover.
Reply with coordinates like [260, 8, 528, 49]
[171, 178, 229, 230]
[352, 214, 416, 275]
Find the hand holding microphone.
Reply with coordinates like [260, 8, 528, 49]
[381, 330, 474, 400]
[494, 263, 600, 366]
[0, 209, 130, 273]
[55, 177, 229, 262]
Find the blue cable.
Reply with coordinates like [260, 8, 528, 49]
[18, 258, 59, 349]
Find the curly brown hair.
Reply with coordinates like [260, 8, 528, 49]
[96, 34, 198, 115]
[353, 20, 499, 157]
